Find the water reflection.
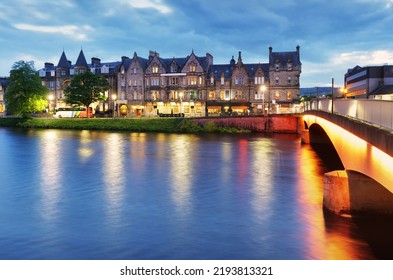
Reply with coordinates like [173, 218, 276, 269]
[169, 134, 194, 216]
[39, 130, 62, 221]
[296, 143, 374, 259]
[103, 133, 125, 225]
[0, 129, 385, 260]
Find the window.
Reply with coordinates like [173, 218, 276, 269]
[209, 91, 216, 99]
[171, 64, 177, 73]
[235, 77, 244, 85]
[275, 64, 280, 71]
[275, 77, 279, 85]
[189, 64, 196, 72]
[288, 77, 292, 84]
[275, 91, 280, 99]
[49, 81, 54, 88]
[51, 70, 55, 77]
[133, 68, 137, 74]
[170, 77, 178, 85]
[287, 64, 292, 71]
[121, 67, 125, 75]
[152, 65, 158, 73]
[151, 78, 160, 86]
[199, 76, 203, 85]
[255, 76, 264, 84]
[221, 76, 225, 85]
[287, 91, 292, 99]
[61, 70, 66, 76]
[189, 77, 197, 85]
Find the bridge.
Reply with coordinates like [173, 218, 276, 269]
[303, 98, 393, 216]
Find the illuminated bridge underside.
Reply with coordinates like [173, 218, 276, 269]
[303, 111, 393, 193]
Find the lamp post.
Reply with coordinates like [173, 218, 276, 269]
[260, 85, 266, 115]
[112, 94, 117, 118]
[48, 94, 54, 116]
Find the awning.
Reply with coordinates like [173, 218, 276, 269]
[231, 106, 248, 110]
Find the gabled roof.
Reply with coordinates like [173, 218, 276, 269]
[208, 64, 233, 79]
[57, 51, 71, 68]
[74, 49, 89, 68]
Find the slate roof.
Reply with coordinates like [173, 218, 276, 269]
[74, 49, 89, 68]
[269, 46, 301, 66]
[57, 51, 71, 68]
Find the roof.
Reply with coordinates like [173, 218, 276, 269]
[57, 51, 71, 68]
[74, 49, 89, 68]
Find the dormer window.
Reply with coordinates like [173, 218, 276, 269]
[275, 64, 280, 71]
[189, 63, 196, 72]
[171, 63, 177, 73]
[287, 64, 292, 71]
[121, 67, 125, 75]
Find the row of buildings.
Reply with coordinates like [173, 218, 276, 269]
[0, 46, 302, 117]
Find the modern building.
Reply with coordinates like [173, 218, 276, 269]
[344, 65, 393, 99]
[38, 46, 302, 117]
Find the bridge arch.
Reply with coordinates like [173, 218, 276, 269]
[303, 113, 393, 216]
[303, 114, 393, 191]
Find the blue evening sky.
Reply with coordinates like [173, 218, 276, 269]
[0, 0, 392, 87]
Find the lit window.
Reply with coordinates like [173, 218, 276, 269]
[189, 64, 196, 72]
[210, 76, 214, 84]
[287, 92, 292, 99]
[152, 65, 158, 73]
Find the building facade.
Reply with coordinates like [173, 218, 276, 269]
[345, 65, 393, 99]
[0, 77, 8, 116]
[38, 46, 301, 117]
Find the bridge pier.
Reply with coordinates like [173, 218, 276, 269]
[324, 170, 393, 217]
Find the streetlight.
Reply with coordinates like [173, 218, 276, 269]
[260, 85, 266, 115]
[47, 94, 54, 115]
[112, 94, 117, 118]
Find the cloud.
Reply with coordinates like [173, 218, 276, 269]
[14, 24, 94, 41]
[117, 0, 172, 14]
[331, 50, 393, 66]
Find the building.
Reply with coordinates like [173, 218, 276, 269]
[0, 77, 8, 116]
[39, 46, 301, 117]
[39, 49, 120, 113]
[344, 65, 393, 99]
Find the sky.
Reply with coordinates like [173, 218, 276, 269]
[1, 0, 393, 87]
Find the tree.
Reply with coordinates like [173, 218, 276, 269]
[4, 61, 49, 118]
[64, 71, 110, 118]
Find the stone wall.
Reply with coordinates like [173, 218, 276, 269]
[191, 115, 302, 133]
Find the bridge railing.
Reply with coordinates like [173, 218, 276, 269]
[307, 98, 393, 130]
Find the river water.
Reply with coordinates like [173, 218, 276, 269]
[0, 128, 391, 260]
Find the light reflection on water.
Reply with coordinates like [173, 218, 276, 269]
[0, 128, 385, 259]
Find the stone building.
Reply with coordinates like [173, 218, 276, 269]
[39, 50, 120, 112]
[38, 46, 301, 117]
[0, 77, 8, 116]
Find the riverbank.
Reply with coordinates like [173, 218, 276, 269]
[0, 117, 250, 133]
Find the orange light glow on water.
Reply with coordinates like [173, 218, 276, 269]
[296, 142, 373, 259]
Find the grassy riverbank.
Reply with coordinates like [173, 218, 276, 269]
[0, 117, 250, 133]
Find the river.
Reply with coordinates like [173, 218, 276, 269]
[0, 127, 391, 260]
